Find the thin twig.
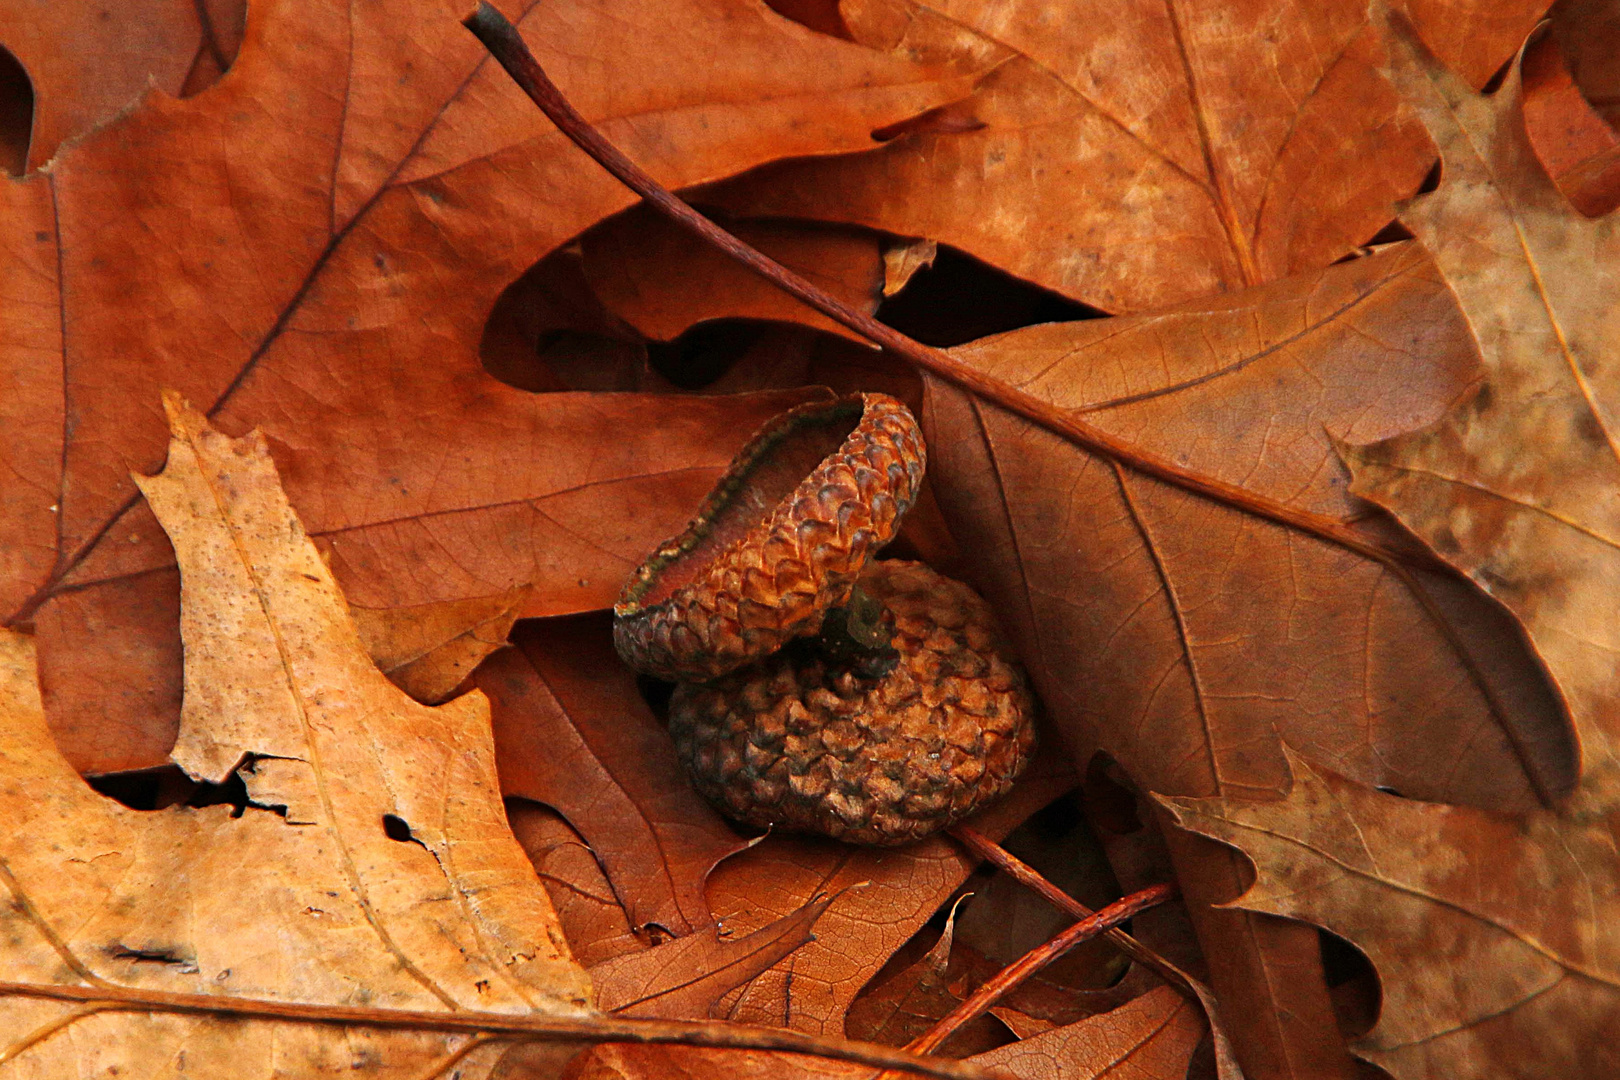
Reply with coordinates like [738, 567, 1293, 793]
[907, 883, 1174, 1056]
[951, 826, 1243, 1078]
[459, 2, 1440, 576]
[0, 981, 1008, 1080]
[948, 825, 1193, 996]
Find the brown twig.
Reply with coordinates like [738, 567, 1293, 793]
[951, 826, 1244, 1078]
[906, 883, 1175, 1056]
[459, 2, 1440, 576]
[948, 824, 1194, 995]
[0, 980, 1008, 1080]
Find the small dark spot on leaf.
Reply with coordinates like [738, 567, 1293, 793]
[383, 814, 415, 843]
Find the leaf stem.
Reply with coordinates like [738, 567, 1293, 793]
[0, 980, 1008, 1080]
[459, 2, 1436, 573]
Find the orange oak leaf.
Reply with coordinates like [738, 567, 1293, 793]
[0, 0, 975, 774]
[0, 0, 242, 172]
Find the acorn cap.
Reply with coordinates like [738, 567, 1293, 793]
[668, 559, 1037, 846]
[614, 393, 925, 683]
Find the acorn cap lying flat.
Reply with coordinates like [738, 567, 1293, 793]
[614, 393, 926, 683]
[668, 559, 1037, 846]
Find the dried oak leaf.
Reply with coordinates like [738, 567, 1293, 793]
[478, 614, 752, 939]
[0, 396, 590, 1076]
[564, 985, 1203, 1080]
[917, 239, 1574, 1078]
[589, 895, 831, 1018]
[1161, 748, 1619, 1079]
[1159, 22, 1620, 1080]
[0, 0, 973, 774]
[509, 801, 649, 968]
[699, 0, 1547, 312]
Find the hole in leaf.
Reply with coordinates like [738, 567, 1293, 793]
[382, 813, 415, 843]
[480, 245, 647, 392]
[87, 763, 274, 818]
[1362, 219, 1417, 247]
[0, 46, 34, 176]
[876, 244, 1106, 347]
[1480, 53, 1515, 95]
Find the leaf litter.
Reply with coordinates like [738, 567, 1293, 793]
[3, 0, 1618, 1078]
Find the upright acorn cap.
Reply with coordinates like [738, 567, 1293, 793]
[668, 559, 1037, 846]
[614, 393, 925, 682]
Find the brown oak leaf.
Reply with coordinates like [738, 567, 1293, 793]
[915, 239, 1573, 1077]
[478, 613, 752, 939]
[1161, 18, 1620, 1078]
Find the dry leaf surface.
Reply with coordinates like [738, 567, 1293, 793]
[916, 238, 1575, 1077]
[702, 0, 1547, 312]
[0, 0, 972, 774]
[1163, 21, 1620, 1079]
[0, 396, 589, 1076]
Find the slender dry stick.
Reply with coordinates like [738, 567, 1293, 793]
[907, 883, 1175, 1057]
[0, 981, 1006, 1080]
[459, 2, 1438, 576]
[948, 824, 1193, 996]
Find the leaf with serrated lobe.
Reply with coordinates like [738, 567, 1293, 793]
[0, 398, 589, 1076]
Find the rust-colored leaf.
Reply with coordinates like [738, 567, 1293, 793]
[0, 0, 239, 172]
[700, 0, 1545, 312]
[582, 206, 886, 345]
[478, 614, 752, 938]
[917, 240, 1573, 1078]
[1522, 30, 1620, 217]
[705, 755, 1077, 1035]
[508, 800, 649, 968]
[0, 0, 975, 774]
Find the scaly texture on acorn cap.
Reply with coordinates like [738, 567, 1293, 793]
[669, 560, 1037, 846]
[614, 393, 925, 683]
